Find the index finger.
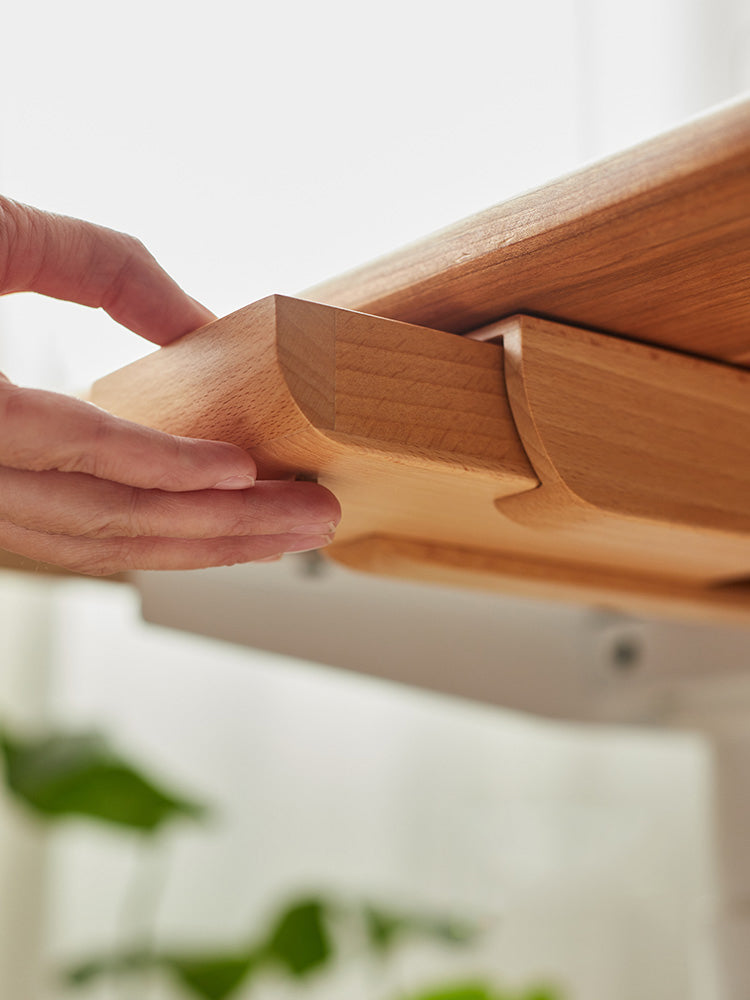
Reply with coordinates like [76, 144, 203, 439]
[0, 380, 258, 491]
[0, 196, 214, 345]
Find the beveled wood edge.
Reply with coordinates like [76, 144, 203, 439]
[327, 535, 750, 626]
[494, 314, 750, 536]
[92, 295, 537, 484]
[303, 97, 750, 352]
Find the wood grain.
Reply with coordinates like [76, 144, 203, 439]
[305, 97, 750, 366]
[93, 295, 538, 549]
[499, 319, 750, 533]
[92, 297, 750, 621]
[489, 314, 750, 581]
[331, 536, 750, 627]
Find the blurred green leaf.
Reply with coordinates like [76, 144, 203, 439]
[364, 904, 478, 956]
[168, 952, 261, 1000]
[63, 897, 336, 996]
[397, 983, 564, 1000]
[398, 983, 497, 1000]
[0, 728, 205, 833]
[65, 948, 260, 1000]
[264, 898, 332, 977]
[65, 950, 158, 987]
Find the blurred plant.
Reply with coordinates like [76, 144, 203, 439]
[62, 896, 481, 1000]
[0, 722, 565, 1000]
[0, 727, 203, 831]
[397, 986, 560, 1000]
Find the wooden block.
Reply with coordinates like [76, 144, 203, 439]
[478, 315, 750, 583]
[307, 98, 750, 366]
[329, 536, 750, 627]
[92, 297, 750, 622]
[92, 295, 538, 550]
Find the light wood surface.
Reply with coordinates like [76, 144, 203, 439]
[93, 295, 537, 551]
[90, 101, 750, 619]
[479, 314, 750, 581]
[306, 97, 750, 366]
[329, 536, 750, 627]
[92, 297, 750, 621]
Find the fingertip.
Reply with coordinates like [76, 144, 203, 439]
[305, 481, 342, 526]
[213, 474, 257, 489]
[288, 480, 342, 527]
[189, 296, 217, 324]
[194, 439, 257, 490]
[156, 297, 218, 345]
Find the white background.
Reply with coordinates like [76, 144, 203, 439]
[0, 1, 749, 998]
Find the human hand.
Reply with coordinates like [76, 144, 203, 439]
[0, 197, 340, 574]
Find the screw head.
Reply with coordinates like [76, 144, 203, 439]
[611, 634, 642, 671]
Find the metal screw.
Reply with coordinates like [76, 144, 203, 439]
[610, 634, 642, 671]
[297, 549, 329, 578]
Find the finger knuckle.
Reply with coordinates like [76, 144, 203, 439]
[74, 559, 121, 578]
[129, 488, 182, 537]
[56, 407, 112, 476]
[0, 386, 39, 464]
[0, 198, 21, 288]
[84, 486, 141, 539]
[0, 382, 30, 423]
[146, 436, 193, 491]
[217, 540, 262, 567]
[225, 506, 255, 539]
[82, 518, 121, 541]
[119, 232, 150, 259]
[67, 539, 131, 576]
[87, 488, 183, 540]
[100, 233, 156, 316]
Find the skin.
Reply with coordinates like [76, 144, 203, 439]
[0, 197, 341, 575]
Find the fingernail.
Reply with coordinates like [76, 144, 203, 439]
[213, 474, 256, 489]
[256, 554, 283, 562]
[289, 521, 337, 535]
[284, 533, 335, 553]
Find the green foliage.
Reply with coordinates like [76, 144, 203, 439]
[62, 896, 480, 1000]
[65, 950, 155, 987]
[65, 949, 261, 1000]
[0, 722, 563, 1000]
[0, 726, 205, 833]
[63, 897, 336, 998]
[264, 898, 332, 976]
[168, 953, 262, 1000]
[65, 948, 260, 1000]
[399, 985, 563, 1000]
[364, 904, 477, 956]
[399, 984, 497, 1000]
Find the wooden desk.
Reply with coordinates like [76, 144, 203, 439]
[307, 96, 750, 366]
[93, 99, 750, 624]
